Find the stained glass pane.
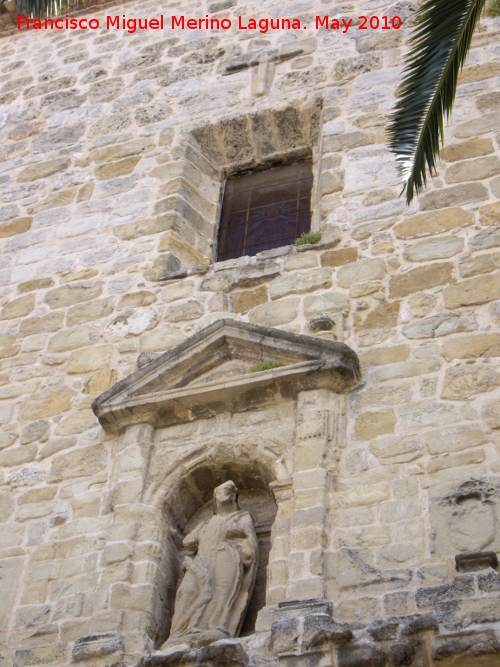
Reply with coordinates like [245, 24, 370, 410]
[217, 161, 312, 261]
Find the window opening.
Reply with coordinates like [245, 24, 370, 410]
[217, 161, 313, 261]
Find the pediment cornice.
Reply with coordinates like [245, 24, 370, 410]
[92, 319, 361, 433]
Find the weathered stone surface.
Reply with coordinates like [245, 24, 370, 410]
[454, 111, 500, 138]
[140, 324, 186, 352]
[321, 247, 358, 268]
[0, 444, 37, 467]
[441, 138, 494, 162]
[352, 218, 396, 241]
[20, 387, 75, 420]
[90, 137, 154, 163]
[269, 269, 332, 299]
[17, 157, 70, 183]
[72, 632, 123, 662]
[67, 345, 112, 374]
[0, 492, 14, 522]
[459, 61, 500, 83]
[355, 409, 395, 440]
[232, 285, 268, 313]
[284, 251, 317, 271]
[370, 436, 423, 464]
[482, 399, 500, 429]
[17, 277, 54, 293]
[442, 365, 500, 399]
[402, 311, 476, 339]
[337, 259, 385, 288]
[479, 201, 500, 226]
[146, 253, 183, 281]
[67, 298, 115, 326]
[248, 298, 299, 326]
[399, 401, 459, 428]
[21, 419, 49, 444]
[419, 183, 488, 211]
[304, 292, 350, 316]
[358, 301, 399, 330]
[350, 281, 382, 298]
[0, 294, 35, 320]
[403, 236, 463, 262]
[159, 230, 209, 267]
[459, 251, 500, 278]
[441, 333, 500, 361]
[45, 282, 103, 309]
[469, 227, 500, 251]
[445, 156, 500, 183]
[13, 643, 68, 666]
[161, 281, 195, 303]
[359, 345, 410, 366]
[407, 293, 436, 318]
[48, 326, 99, 353]
[118, 291, 157, 309]
[0, 217, 32, 239]
[425, 425, 486, 455]
[394, 208, 473, 239]
[50, 445, 105, 481]
[390, 263, 454, 298]
[0, 432, 18, 450]
[444, 273, 500, 308]
[84, 369, 118, 396]
[165, 300, 204, 322]
[95, 156, 141, 180]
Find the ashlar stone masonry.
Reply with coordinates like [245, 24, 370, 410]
[0, 0, 500, 665]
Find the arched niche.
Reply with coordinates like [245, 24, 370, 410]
[153, 456, 277, 648]
[92, 320, 361, 652]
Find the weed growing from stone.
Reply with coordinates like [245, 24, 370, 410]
[248, 360, 283, 373]
[294, 231, 322, 246]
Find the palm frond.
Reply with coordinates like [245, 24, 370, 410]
[387, 0, 487, 204]
[16, 0, 76, 18]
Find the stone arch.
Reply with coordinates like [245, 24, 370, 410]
[149, 444, 279, 648]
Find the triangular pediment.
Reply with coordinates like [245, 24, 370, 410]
[92, 319, 361, 433]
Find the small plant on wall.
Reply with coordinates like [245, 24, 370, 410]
[294, 231, 321, 246]
[248, 360, 283, 373]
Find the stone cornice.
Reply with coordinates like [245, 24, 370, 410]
[92, 319, 361, 433]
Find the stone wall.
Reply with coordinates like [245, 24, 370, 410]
[0, 0, 500, 665]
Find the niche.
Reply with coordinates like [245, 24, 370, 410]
[156, 460, 277, 648]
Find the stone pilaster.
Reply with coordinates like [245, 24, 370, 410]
[286, 389, 345, 600]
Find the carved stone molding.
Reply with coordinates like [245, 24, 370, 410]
[92, 319, 361, 434]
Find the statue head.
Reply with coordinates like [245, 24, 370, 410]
[213, 480, 239, 514]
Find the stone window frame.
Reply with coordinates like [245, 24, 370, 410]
[150, 98, 325, 280]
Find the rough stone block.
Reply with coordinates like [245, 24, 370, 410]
[337, 259, 385, 288]
[444, 273, 500, 308]
[390, 263, 454, 298]
[394, 207, 473, 239]
[419, 183, 488, 210]
[442, 365, 500, 399]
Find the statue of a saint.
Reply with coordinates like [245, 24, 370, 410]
[163, 480, 259, 649]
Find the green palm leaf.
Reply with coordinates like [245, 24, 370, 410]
[387, 0, 487, 204]
[16, 0, 75, 18]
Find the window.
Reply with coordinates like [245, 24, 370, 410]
[216, 161, 313, 261]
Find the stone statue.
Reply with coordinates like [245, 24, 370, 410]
[164, 480, 259, 649]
